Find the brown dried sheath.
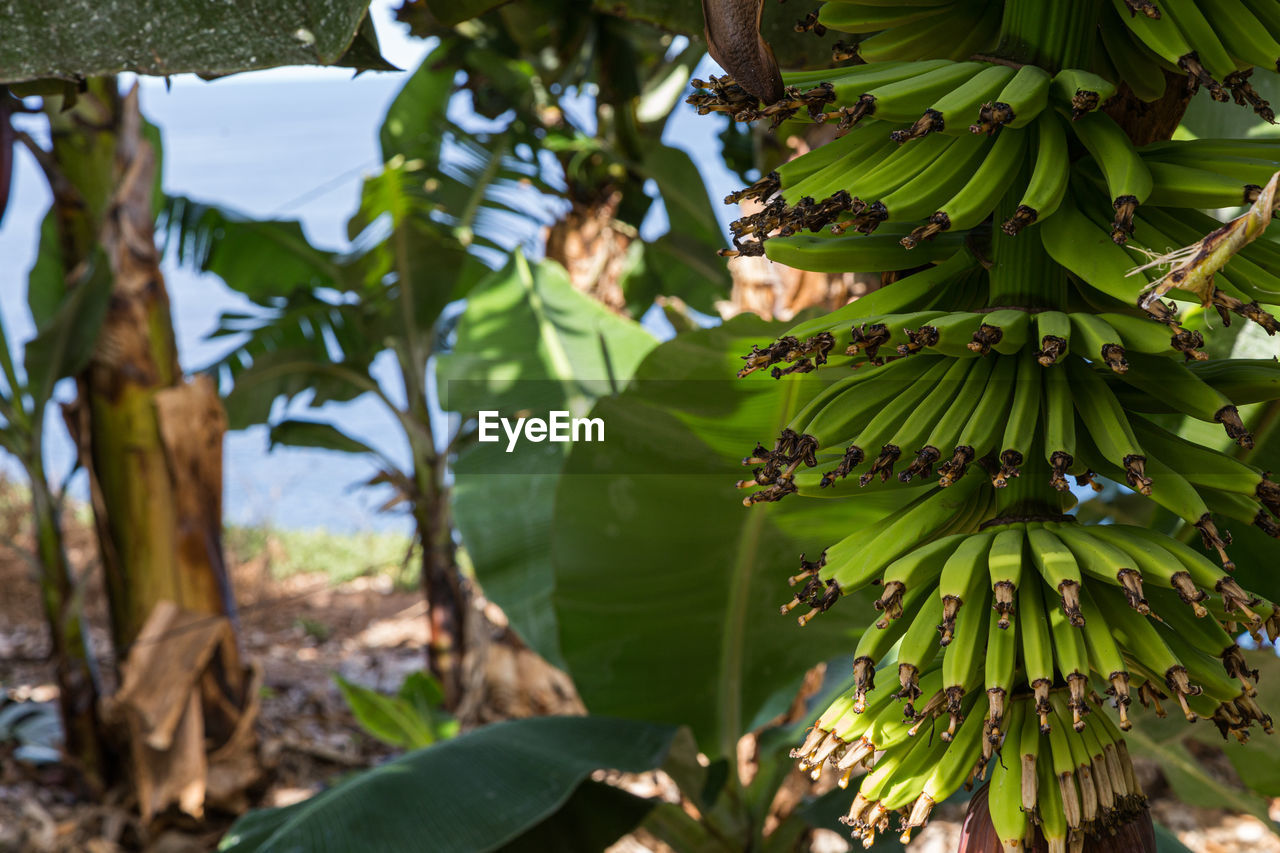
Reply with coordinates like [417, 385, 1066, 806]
[702, 0, 785, 103]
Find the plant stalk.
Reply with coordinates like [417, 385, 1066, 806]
[392, 219, 465, 710]
[993, 0, 1102, 72]
[25, 447, 106, 789]
[987, 159, 1068, 309]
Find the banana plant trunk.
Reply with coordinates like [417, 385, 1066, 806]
[38, 80, 254, 807]
[414, 477, 465, 709]
[45, 81, 238, 661]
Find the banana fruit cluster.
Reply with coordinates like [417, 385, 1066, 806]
[1048, 171, 1280, 331]
[697, 59, 1280, 322]
[787, 517, 1275, 850]
[794, 682, 1153, 851]
[812, 0, 1280, 119]
[696, 0, 1280, 846]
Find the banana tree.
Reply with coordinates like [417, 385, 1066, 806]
[182, 2, 738, 700]
[0, 0, 392, 810]
[0, 249, 110, 788]
[393, 0, 733, 316]
[691, 0, 1280, 849]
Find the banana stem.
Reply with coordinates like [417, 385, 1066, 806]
[991, 462, 1072, 520]
[988, 161, 1069, 308]
[992, 0, 1103, 71]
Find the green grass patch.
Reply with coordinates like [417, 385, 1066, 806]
[225, 524, 420, 587]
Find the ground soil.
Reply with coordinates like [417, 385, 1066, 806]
[0, 499, 1277, 852]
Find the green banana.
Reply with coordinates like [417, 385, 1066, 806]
[1043, 695, 1084, 829]
[1019, 568, 1056, 731]
[1018, 697, 1041, 813]
[1113, 351, 1253, 447]
[1051, 68, 1118, 119]
[1144, 160, 1265, 209]
[857, 2, 1001, 63]
[1095, 311, 1189, 357]
[974, 63, 1053, 133]
[938, 530, 996, 644]
[987, 523, 1025, 627]
[1028, 524, 1086, 626]
[1100, 10, 1168, 103]
[895, 588, 948, 707]
[1035, 310, 1072, 365]
[1070, 112, 1154, 243]
[1191, 359, 1280, 406]
[996, 348, 1041, 485]
[908, 696, 989, 829]
[983, 709, 1025, 849]
[1160, 0, 1242, 83]
[893, 63, 1017, 142]
[1093, 569, 1202, 721]
[877, 532, 968, 619]
[902, 126, 1029, 246]
[1042, 356, 1077, 489]
[1037, 741, 1071, 849]
[841, 61, 988, 126]
[1069, 311, 1128, 372]
[1076, 581, 1135, 728]
[1066, 357, 1152, 493]
[1004, 110, 1071, 235]
[763, 225, 969, 273]
[818, 5, 957, 34]
[1052, 522, 1150, 613]
[1130, 414, 1267, 495]
[984, 605, 1018, 735]
[1041, 191, 1159, 308]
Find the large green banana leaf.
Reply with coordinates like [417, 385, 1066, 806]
[438, 254, 657, 667]
[219, 716, 677, 852]
[551, 316, 929, 757]
[0, 1, 393, 83]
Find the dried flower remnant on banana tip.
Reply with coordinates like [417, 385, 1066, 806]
[1134, 170, 1280, 318]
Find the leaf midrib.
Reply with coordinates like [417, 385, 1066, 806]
[715, 377, 800, 760]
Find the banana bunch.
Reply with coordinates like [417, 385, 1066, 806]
[741, 271, 1207, 378]
[1100, 0, 1280, 116]
[817, 0, 1002, 64]
[794, 684, 1152, 851]
[808, 0, 1280, 119]
[1045, 182, 1280, 330]
[1070, 136, 1280, 242]
[696, 0, 1280, 842]
[788, 519, 1276, 849]
[708, 64, 1133, 259]
[718, 100, 1194, 281]
[743, 346, 1280, 552]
